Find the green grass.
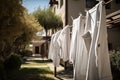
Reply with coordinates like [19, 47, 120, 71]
[21, 60, 51, 67]
[21, 61, 46, 67]
[7, 60, 56, 80]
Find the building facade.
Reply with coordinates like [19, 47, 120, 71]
[50, 0, 86, 26]
[31, 40, 45, 55]
[49, 0, 120, 50]
[105, 0, 120, 50]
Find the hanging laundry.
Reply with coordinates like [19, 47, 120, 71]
[48, 31, 61, 67]
[69, 14, 87, 80]
[57, 25, 70, 62]
[69, 15, 81, 64]
[85, 1, 112, 80]
[48, 34, 55, 61]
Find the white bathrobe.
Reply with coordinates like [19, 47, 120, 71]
[70, 14, 88, 80]
[85, 1, 112, 80]
[69, 15, 81, 64]
[48, 31, 61, 67]
[48, 34, 55, 60]
[57, 25, 70, 62]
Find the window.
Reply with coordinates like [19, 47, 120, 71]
[35, 46, 39, 54]
[86, 0, 98, 8]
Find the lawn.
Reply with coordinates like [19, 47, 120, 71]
[7, 60, 56, 80]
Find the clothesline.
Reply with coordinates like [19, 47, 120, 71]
[96, 0, 112, 5]
[71, 13, 86, 21]
[105, 0, 112, 5]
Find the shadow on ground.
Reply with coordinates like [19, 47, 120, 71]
[7, 67, 56, 80]
[30, 60, 52, 63]
[22, 59, 52, 65]
[7, 57, 56, 80]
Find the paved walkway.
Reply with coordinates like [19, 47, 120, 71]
[23, 56, 73, 80]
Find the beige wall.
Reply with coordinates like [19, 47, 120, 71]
[47, 29, 52, 36]
[54, 0, 66, 27]
[52, 0, 120, 27]
[54, 0, 86, 26]
[67, 0, 86, 25]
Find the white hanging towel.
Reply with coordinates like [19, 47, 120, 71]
[69, 14, 88, 80]
[85, 1, 112, 80]
[48, 31, 61, 67]
[48, 34, 55, 61]
[69, 15, 81, 64]
[57, 25, 70, 62]
[69, 15, 79, 80]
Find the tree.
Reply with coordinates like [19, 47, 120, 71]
[13, 12, 42, 53]
[32, 8, 63, 37]
[32, 8, 63, 56]
[0, 0, 42, 58]
[0, 0, 24, 57]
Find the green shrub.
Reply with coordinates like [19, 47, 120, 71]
[4, 54, 22, 71]
[110, 50, 120, 80]
[110, 50, 120, 71]
[19, 50, 33, 57]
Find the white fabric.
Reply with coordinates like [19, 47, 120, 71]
[85, 1, 112, 80]
[82, 31, 91, 52]
[57, 25, 70, 61]
[48, 31, 61, 67]
[69, 15, 81, 64]
[48, 34, 55, 60]
[69, 14, 88, 80]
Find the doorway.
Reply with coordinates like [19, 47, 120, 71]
[35, 46, 39, 54]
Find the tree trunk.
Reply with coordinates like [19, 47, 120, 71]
[45, 29, 48, 58]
